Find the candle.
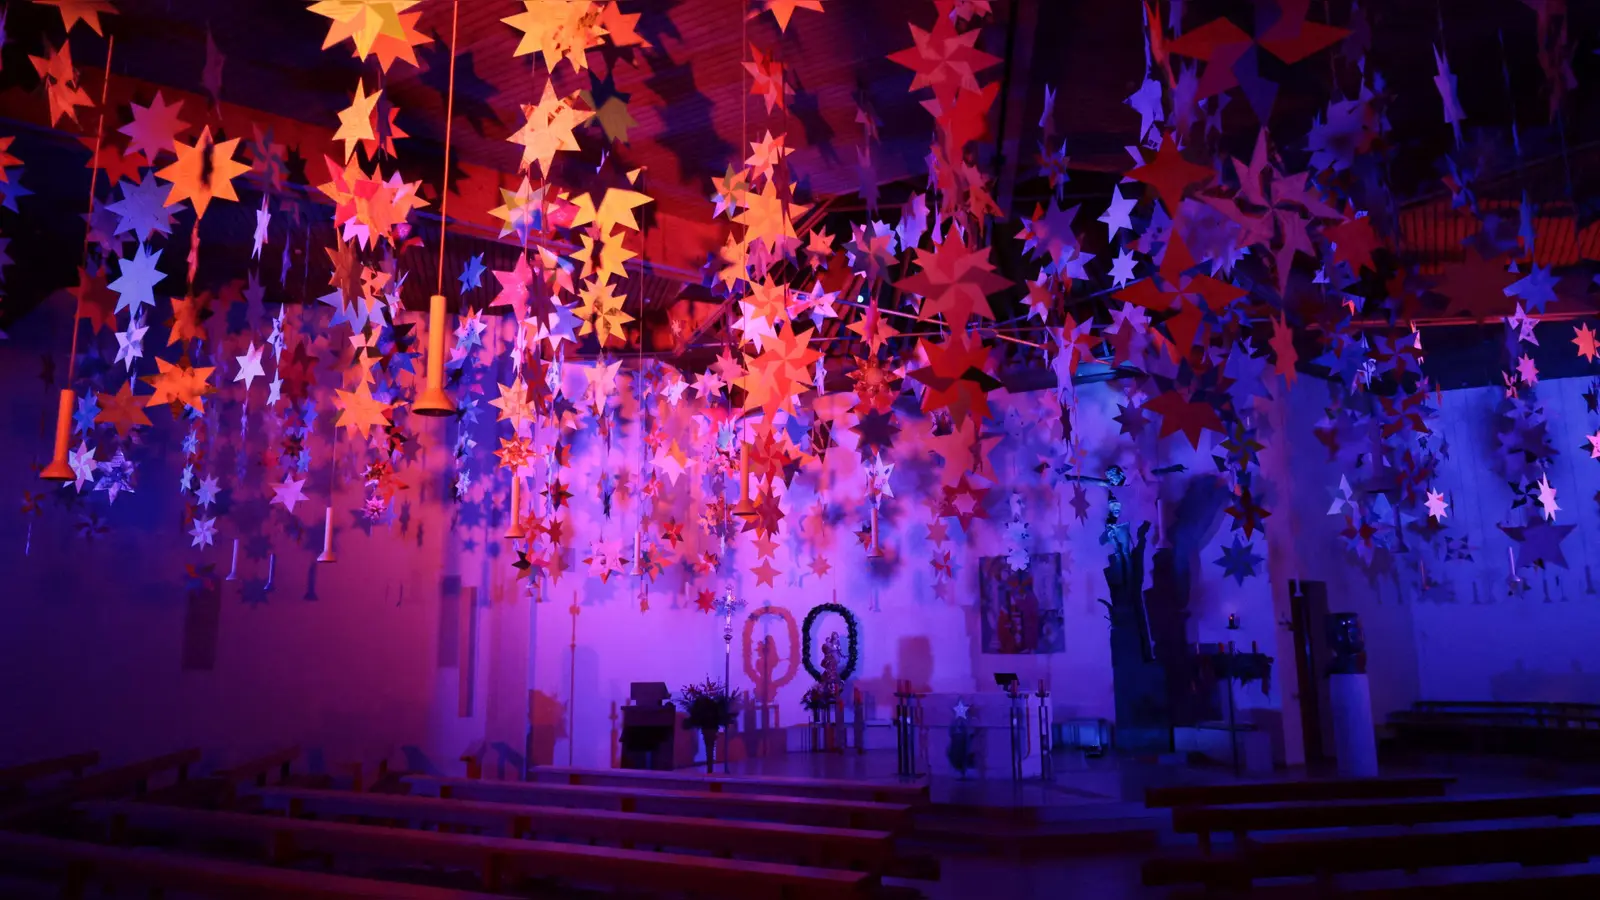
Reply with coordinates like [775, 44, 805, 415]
[225, 538, 240, 581]
[265, 553, 276, 591]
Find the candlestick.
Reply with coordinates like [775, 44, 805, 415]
[317, 505, 337, 563]
[504, 474, 526, 539]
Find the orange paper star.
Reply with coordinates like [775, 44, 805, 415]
[156, 126, 249, 218]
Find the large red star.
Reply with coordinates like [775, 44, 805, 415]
[751, 559, 782, 588]
[1129, 134, 1214, 214]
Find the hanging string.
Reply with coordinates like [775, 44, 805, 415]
[67, 35, 117, 387]
[435, 0, 460, 298]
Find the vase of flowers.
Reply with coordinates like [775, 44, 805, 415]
[676, 677, 741, 773]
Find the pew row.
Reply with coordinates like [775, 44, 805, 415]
[249, 784, 938, 880]
[0, 829, 504, 899]
[0, 749, 200, 826]
[1145, 775, 1456, 809]
[216, 746, 301, 789]
[524, 765, 931, 805]
[1172, 861, 1600, 898]
[1173, 788, 1600, 851]
[1144, 815, 1600, 889]
[0, 751, 100, 799]
[83, 800, 880, 898]
[404, 774, 913, 831]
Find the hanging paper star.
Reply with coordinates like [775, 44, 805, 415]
[1536, 474, 1560, 521]
[766, 0, 824, 31]
[107, 174, 180, 242]
[30, 41, 94, 127]
[334, 381, 395, 438]
[234, 342, 266, 390]
[142, 357, 216, 412]
[156, 126, 250, 218]
[1425, 489, 1449, 520]
[252, 197, 271, 259]
[272, 475, 308, 514]
[189, 516, 218, 550]
[109, 243, 166, 316]
[1574, 324, 1600, 363]
[1214, 535, 1264, 586]
[1128, 134, 1213, 214]
[1499, 518, 1576, 569]
[96, 382, 151, 436]
[308, 1, 430, 71]
[459, 253, 486, 294]
[94, 451, 136, 503]
[36, 1, 118, 36]
[119, 91, 189, 163]
[67, 441, 98, 491]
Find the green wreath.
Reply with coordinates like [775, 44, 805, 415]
[802, 602, 860, 683]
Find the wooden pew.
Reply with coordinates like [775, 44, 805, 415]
[1172, 861, 1600, 898]
[405, 774, 913, 831]
[0, 829, 506, 899]
[217, 747, 301, 789]
[83, 800, 877, 898]
[0, 751, 99, 801]
[0, 749, 200, 826]
[1173, 788, 1600, 851]
[1390, 700, 1600, 757]
[248, 784, 915, 874]
[1145, 775, 1455, 810]
[1144, 815, 1600, 888]
[526, 765, 931, 805]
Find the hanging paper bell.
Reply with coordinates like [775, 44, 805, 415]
[317, 505, 338, 563]
[39, 389, 76, 481]
[733, 442, 757, 518]
[413, 293, 456, 416]
[504, 474, 527, 539]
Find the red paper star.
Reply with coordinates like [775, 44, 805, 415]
[1128, 134, 1213, 214]
[751, 559, 781, 588]
[1144, 389, 1225, 449]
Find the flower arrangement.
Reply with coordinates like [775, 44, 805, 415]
[675, 677, 742, 731]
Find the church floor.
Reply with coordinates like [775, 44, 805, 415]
[708, 748, 1600, 899]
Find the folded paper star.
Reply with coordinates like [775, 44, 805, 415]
[157, 126, 249, 218]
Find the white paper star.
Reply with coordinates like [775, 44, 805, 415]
[196, 475, 220, 508]
[1424, 489, 1448, 521]
[190, 516, 217, 549]
[114, 315, 149, 369]
[1099, 186, 1136, 239]
[252, 197, 270, 259]
[109, 242, 166, 315]
[234, 341, 265, 389]
[1536, 474, 1560, 521]
[271, 475, 307, 514]
[68, 441, 98, 491]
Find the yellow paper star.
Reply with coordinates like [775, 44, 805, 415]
[308, 1, 424, 68]
[333, 380, 394, 438]
[156, 126, 249, 218]
[334, 80, 382, 162]
[142, 357, 215, 412]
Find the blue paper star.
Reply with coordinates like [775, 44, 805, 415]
[459, 253, 486, 294]
[1504, 264, 1558, 314]
[1215, 535, 1264, 586]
